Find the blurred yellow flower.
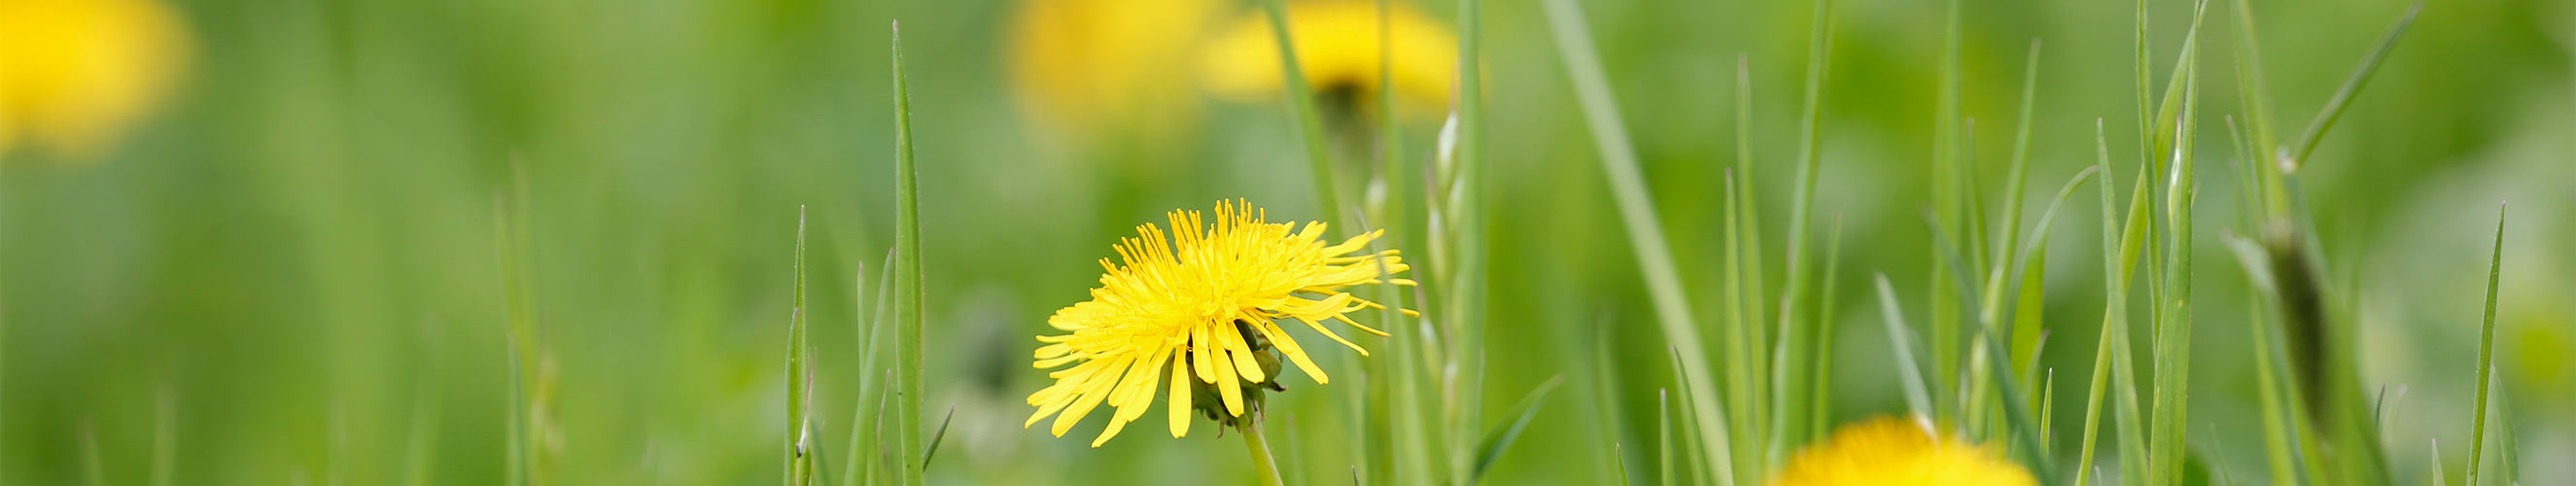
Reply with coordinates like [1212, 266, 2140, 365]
[1202, 0, 1456, 117]
[1005, 0, 1218, 145]
[0, 0, 189, 159]
[1026, 200, 1412, 447]
[1770, 416, 2037, 486]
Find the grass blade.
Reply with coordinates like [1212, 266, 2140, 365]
[1539, 1, 1733, 483]
[846, 253, 896, 486]
[921, 407, 956, 469]
[1255, 0, 1342, 215]
[2223, 234, 2303, 486]
[1810, 216, 1845, 438]
[1872, 274, 1934, 417]
[1775, 0, 1837, 457]
[2465, 203, 2505, 486]
[2284, 2, 2421, 172]
[1658, 390, 1674, 486]
[888, 21, 927, 486]
[1471, 375, 1567, 482]
[788, 209, 815, 486]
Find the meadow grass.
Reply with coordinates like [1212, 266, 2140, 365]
[14, 0, 2539, 483]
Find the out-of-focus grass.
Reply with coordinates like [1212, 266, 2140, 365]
[2, 0, 2573, 484]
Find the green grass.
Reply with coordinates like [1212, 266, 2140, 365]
[1, 0, 2548, 484]
[888, 20, 926, 486]
[2464, 204, 2504, 486]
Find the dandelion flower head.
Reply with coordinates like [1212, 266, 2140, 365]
[1769, 416, 2037, 486]
[1026, 200, 1412, 447]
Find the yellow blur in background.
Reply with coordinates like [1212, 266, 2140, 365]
[0, 0, 188, 160]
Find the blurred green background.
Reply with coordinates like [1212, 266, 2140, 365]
[4, 0, 2572, 483]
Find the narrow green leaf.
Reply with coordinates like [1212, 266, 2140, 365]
[1872, 274, 1934, 417]
[1472, 375, 1567, 481]
[847, 253, 896, 486]
[1614, 443, 1633, 486]
[1540, 1, 1733, 482]
[1659, 390, 1675, 486]
[888, 21, 927, 486]
[1776, 0, 1838, 458]
[1255, 0, 1342, 215]
[1811, 216, 1845, 439]
[1997, 39, 2043, 269]
[2284, 2, 2421, 172]
[2465, 203, 2505, 486]
[789, 208, 815, 486]
[921, 407, 956, 469]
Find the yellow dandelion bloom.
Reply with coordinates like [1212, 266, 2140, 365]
[1027, 200, 1412, 447]
[1005, 0, 1219, 145]
[0, 0, 189, 159]
[1202, 0, 1457, 117]
[1770, 416, 2038, 486]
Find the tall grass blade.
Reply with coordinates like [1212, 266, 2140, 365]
[2284, 2, 2421, 172]
[888, 21, 927, 486]
[2495, 380, 2520, 485]
[788, 209, 816, 486]
[1658, 390, 1674, 486]
[1775, 0, 1837, 458]
[1471, 375, 1566, 482]
[1539, 1, 1733, 483]
[1730, 56, 1774, 451]
[1255, 0, 1342, 214]
[846, 253, 896, 486]
[1998, 39, 2043, 268]
[921, 407, 956, 469]
[1810, 216, 1844, 438]
[1872, 274, 1934, 417]
[1614, 443, 1633, 486]
[2465, 203, 2505, 486]
[1931, 0, 1968, 429]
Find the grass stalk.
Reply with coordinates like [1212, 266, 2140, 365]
[1809, 217, 1843, 438]
[888, 21, 926, 486]
[2464, 204, 2505, 486]
[787, 209, 817, 486]
[1539, 1, 1734, 483]
[2283, 2, 2421, 173]
[844, 256, 892, 486]
[1776, 0, 1836, 457]
[1873, 274, 1934, 417]
[1255, 0, 1343, 216]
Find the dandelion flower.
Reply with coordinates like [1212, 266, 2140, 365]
[0, 0, 189, 159]
[1202, 0, 1457, 118]
[1027, 200, 1411, 447]
[1769, 416, 2037, 486]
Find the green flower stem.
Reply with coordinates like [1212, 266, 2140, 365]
[1243, 419, 1287, 486]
